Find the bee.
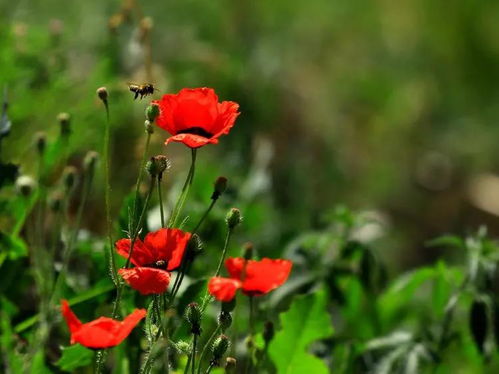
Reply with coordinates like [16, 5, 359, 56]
[127, 82, 156, 100]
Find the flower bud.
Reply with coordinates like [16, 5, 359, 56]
[15, 175, 36, 197]
[49, 191, 64, 212]
[212, 335, 230, 364]
[144, 120, 154, 134]
[263, 321, 274, 344]
[225, 357, 237, 374]
[187, 234, 203, 259]
[218, 311, 232, 332]
[242, 242, 253, 260]
[84, 151, 99, 174]
[175, 340, 191, 355]
[145, 155, 170, 179]
[96, 86, 108, 102]
[211, 176, 227, 200]
[145, 103, 160, 122]
[57, 112, 71, 137]
[62, 166, 78, 193]
[34, 132, 46, 155]
[221, 298, 236, 313]
[226, 208, 241, 230]
[185, 302, 202, 335]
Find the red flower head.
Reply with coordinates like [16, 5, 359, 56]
[116, 228, 191, 295]
[152, 87, 240, 148]
[60, 300, 146, 349]
[208, 257, 292, 302]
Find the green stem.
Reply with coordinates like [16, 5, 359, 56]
[158, 176, 165, 228]
[132, 131, 152, 233]
[204, 362, 215, 374]
[244, 297, 255, 374]
[168, 148, 197, 228]
[192, 199, 216, 234]
[197, 326, 221, 374]
[191, 334, 198, 374]
[184, 354, 193, 374]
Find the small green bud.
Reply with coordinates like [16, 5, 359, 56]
[15, 175, 36, 197]
[35, 132, 46, 155]
[225, 357, 237, 374]
[144, 119, 154, 134]
[145, 103, 160, 122]
[221, 298, 236, 313]
[185, 302, 202, 335]
[226, 208, 241, 230]
[211, 176, 227, 200]
[57, 112, 71, 137]
[212, 335, 230, 364]
[263, 321, 274, 344]
[96, 86, 108, 102]
[83, 151, 99, 174]
[62, 166, 78, 193]
[218, 311, 232, 332]
[145, 155, 170, 179]
[175, 340, 191, 355]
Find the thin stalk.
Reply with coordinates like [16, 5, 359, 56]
[244, 297, 255, 374]
[191, 334, 198, 374]
[158, 176, 165, 228]
[102, 100, 118, 285]
[168, 148, 197, 228]
[197, 326, 221, 374]
[184, 354, 193, 374]
[192, 199, 216, 234]
[204, 362, 215, 374]
[132, 132, 151, 233]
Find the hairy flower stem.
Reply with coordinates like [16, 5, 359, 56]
[102, 99, 118, 285]
[168, 148, 197, 228]
[191, 334, 198, 374]
[132, 131, 151, 233]
[158, 176, 165, 227]
[196, 326, 221, 374]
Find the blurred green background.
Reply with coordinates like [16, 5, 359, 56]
[2, 0, 499, 273]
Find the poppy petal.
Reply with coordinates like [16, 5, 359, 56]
[143, 228, 191, 270]
[115, 238, 154, 267]
[119, 267, 171, 295]
[242, 258, 292, 296]
[225, 257, 246, 280]
[208, 277, 242, 302]
[60, 300, 82, 335]
[165, 133, 218, 148]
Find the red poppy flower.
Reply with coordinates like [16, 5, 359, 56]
[152, 87, 240, 148]
[116, 228, 191, 295]
[60, 300, 146, 349]
[208, 257, 292, 302]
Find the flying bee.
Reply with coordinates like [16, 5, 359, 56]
[127, 82, 157, 100]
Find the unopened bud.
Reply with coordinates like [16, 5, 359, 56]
[57, 112, 71, 137]
[62, 166, 78, 193]
[218, 311, 232, 332]
[225, 357, 237, 374]
[185, 303, 202, 335]
[96, 86, 108, 102]
[226, 208, 241, 230]
[84, 151, 99, 174]
[145, 155, 170, 179]
[144, 120, 154, 134]
[212, 335, 230, 363]
[187, 234, 203, 258]
[221, 298, 236, 313]
[175, 340, 191, 355]
[15, 175, 36, 197]
[263, 321, 274, 344]
[35, 132, 46, 155]
[243, 242, 253, 260]
[145, 103, 160, 122]
[49, 191, 64, 212]
[211, 176, 227, 200]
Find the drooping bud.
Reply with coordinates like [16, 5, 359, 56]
[144, 119, 154, 134]
[226, 208, 241, 230]
[225, 357, 237, 374]
[211, 176, 227, 200]
[145, 103, 160, 122]
[83, 151, 99, 174]
[187, 233, 203, 259]
[145, 155, 170, 180]
[62, 166, 78, 193]
[263, 321, 275, 344]
[34, 132, 46, 155]
[96, 86, 108, 103]
[15, 175, 36, 197]
[185, 302, 202, 335]
[221, 298, 236, 313]
[57, 112, 71, 137]
[242, 242, 253, 260]
[218, 311, 232, 332]
[212, 335, 230, 364]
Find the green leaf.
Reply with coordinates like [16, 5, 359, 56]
[31, 351, 53, 374]
[426, 235, 465, 250]
[56, 345, 94, 371]
[268, 289, 333, 374]
[0, 231, 28, 260]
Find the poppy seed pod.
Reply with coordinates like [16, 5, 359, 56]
[57, 112, 71, 137]
[211, 176, 227, 200]
[96, 87, 108, 102]
[145, 103, 160, 122]
[62, 166, 78, 193]
[226, 208, 241, 230]
[84, 151, 99, 173]
[185, 303, 202, 335]
[218, 311, 232, 332]
[15, 175, 36, 197]
[212, 335, 230, 363]
[225, 357, 237, 373]
[145, 155, 170, 179]
[35, 132, 46, 155]
[49, 191, 64, 212]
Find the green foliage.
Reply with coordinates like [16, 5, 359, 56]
[268, 288, 333, 374]
[56, 345, 94, 372]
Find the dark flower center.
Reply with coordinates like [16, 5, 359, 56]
[145, 260, 168, 270]
[177, 127, 213, 138]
